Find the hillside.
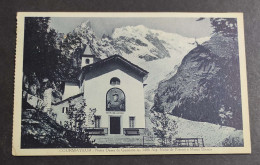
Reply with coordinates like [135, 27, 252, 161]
[152, 33, 242, 129]
[21, 105, 94, 148]
[21, 108, 71, 148]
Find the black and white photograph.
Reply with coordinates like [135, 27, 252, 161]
[12, 12, 250, 155]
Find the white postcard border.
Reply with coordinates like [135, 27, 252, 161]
[13, 12, 251, 156]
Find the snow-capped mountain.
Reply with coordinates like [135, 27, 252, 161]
[61, 21, 209, 62]
[110, 25, 209, 62]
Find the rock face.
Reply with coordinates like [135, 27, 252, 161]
[60, 21, 119, 60]
[153, 34, 242, 129]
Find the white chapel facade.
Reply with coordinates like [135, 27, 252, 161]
[52, 45, 149, 143]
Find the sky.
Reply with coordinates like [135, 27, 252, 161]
[49, 17, 213, 38]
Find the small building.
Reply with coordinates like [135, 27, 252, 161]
[52, 45, 149, 145]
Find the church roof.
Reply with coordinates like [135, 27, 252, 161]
[83, 45, 92, 55]
[61, 79, 78, 83]
[82, 55, 149, 78]
[52, 93, 84, 106]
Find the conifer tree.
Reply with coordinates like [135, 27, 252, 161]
[24, 17, 61, 81]
[151, 110, 177, 146]
[210, 18, 237, 37]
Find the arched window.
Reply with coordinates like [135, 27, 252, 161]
[110, 77, 120, 85]
[106, 88, 125, 111]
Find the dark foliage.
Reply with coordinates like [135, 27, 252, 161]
[21, 17, 97, 148]
[21, 109, 71, 148]
[23, 17, 81, 98]
[21, 107, 94, 148]
[197, 17, 238, 37]
[151, 110, 177, 146]
[210, 18, 238, 37]
[222, 136, 244, 147]
[24, 17, 60, 81]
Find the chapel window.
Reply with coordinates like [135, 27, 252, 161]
[85, 59, 90, 64]
[62, 107, 69, 114]
[94, 116, 101, 128]
[110, 77, 120, 85]
[129, 117, 135, 128]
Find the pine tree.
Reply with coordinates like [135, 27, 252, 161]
[23, 17, 81, 98]
[65, 100, 96, 147]
[24, 17, 61, 81]
[210, 18, 238, 37]
[196, 17, 238, 37]
[151, 110, 177, 146]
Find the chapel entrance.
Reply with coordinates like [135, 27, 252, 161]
[110, 117, 121, 134]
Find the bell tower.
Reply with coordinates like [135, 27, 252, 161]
[81, 45, 95, 68]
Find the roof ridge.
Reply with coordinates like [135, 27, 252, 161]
[52, 93, 84, 106]
[82, 55, 149, 75]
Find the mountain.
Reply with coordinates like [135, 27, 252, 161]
[110, 25, 209, 62]
[152, 33, 242, 129]
[61, 21, 119, 60]
[60, 21, 209, 62]
[110, 25, 171, 61]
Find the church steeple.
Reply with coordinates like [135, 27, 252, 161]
[81, 44, 95, 68]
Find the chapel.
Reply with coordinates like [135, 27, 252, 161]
[51, 45, 149, 145]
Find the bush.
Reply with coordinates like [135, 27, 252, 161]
[222, 136, 244, 147]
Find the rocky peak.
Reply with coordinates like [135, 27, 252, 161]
[74, 20, 92, 32]
[80, 21, 91, 28]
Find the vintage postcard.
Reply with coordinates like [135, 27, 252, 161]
[13, 12, 251, 156]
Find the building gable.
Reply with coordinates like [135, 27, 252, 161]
[80, 55, 148, 83]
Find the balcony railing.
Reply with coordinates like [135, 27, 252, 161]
[123, 128, 144, 135]
[83, 127, 108, 135]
